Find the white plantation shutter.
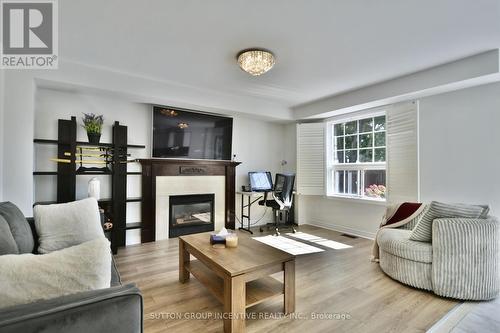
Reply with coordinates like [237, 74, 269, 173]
[386, 101, 419, 203]
[297, 122, 325, 195]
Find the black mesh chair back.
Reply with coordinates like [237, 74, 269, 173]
[273, 173, 295, 205]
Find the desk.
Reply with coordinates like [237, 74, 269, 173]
[237, 191, 264, 234]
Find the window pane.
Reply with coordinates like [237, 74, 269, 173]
[374, 132, 386, 147]
[359, 118, 373, 133]
[359, 133, 373, 148]
[345, 150, 357, 163]
[336, 150, 344, 163]
[335, 170, 345, 194]
[359, 149, 373, 162]
[336, 136, 344, 150]
[345, 121, 357, 135]
[374, 116, 386, 131]
[344, 135, 357, 149]
[374, 148, 386, 162]
[334, 123, 344, 136]
[346, 170, 359, 195]
[364, 170, 386, 199]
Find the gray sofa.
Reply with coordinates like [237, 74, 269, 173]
[377, 214, 500, 300]
[0, 202, 143, 333]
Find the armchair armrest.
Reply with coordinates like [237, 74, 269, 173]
[432, 217, 500, 300]
[0, 284, 143, 333]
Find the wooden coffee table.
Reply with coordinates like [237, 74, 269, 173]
[179, 231, 295, 333]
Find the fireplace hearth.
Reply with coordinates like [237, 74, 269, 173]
[169, 193, 215, 238]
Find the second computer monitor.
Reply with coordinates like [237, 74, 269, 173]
[248, 171, 273, 192]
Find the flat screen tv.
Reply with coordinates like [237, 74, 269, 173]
[152, 106, 233, 160]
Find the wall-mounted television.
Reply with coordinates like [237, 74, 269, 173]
[152, 106, 233, 160]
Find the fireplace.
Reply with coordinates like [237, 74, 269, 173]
[169, 193, 215, 238]
[138, 159, 240, 243]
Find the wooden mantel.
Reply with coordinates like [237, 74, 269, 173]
[138, 158, 241, 243]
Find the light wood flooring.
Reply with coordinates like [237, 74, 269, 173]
[114, 225, 458, 333]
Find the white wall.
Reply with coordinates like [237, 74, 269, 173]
[34, 88, 151, 200]
[282, 123, 297, 173]
[34, 88, 151, 244]
[230, 115, 295, 227]
[297, 82, 500, 238]
[11, 59, 498, 243]
[2, 60, 296, 219]
[31, 88, 291, 244]
[297, 196, 385, 238]
[419, 82, 500, 216]
[2, 71, 35, 214]
[0, 69, 4, 201]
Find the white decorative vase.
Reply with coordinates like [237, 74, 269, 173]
[88, 177, 101, 200]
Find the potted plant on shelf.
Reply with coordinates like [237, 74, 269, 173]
[82, 113, 104, 144]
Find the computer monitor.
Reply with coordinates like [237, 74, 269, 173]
[248, 171, 273, 192]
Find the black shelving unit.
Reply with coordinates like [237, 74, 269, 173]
[34, 138, 145, 149]
[33, 116, 146, 253]
[125, 222, 142, 230]
[33, 171, 58, 175]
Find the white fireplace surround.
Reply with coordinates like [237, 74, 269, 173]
[155, 176, 226, 240]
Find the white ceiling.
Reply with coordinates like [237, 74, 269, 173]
[60, 0, 500, 110]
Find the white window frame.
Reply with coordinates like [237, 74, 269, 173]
[326, 110, 387, 202]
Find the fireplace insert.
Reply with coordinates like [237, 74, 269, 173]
[169, 193, 215, 238]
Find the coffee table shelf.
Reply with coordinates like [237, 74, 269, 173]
[179, 232, 295, 332]
[186, 260, 284, 308]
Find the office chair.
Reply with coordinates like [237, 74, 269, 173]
[259, 173, 296, 236]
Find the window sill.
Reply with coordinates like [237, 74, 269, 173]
[324, 195, 387, 206]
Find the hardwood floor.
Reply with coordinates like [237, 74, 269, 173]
[114, 225, 458, 333]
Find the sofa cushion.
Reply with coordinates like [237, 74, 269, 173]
[377, 228, 433, 263]
[0, 284, 142, 333]
[409, 201, 487, 242]
[0, 237, 111, 309]
[0, 215, 19, 255]
[0, 202, 34, 254]
[34, 198, 104, 254]
[379, 249, 433, 290]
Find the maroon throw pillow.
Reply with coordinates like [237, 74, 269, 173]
[385, 202, 422, 226]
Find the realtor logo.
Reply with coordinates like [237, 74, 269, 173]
[1, 0, 58, 69]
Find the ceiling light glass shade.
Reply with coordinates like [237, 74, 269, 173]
[237, 49, 275, 76]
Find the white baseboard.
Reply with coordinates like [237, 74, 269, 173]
[306, 219, 376, 240]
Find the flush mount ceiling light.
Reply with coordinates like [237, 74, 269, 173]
[177, 122, 189, 129]
[237, 49, 275, 76]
